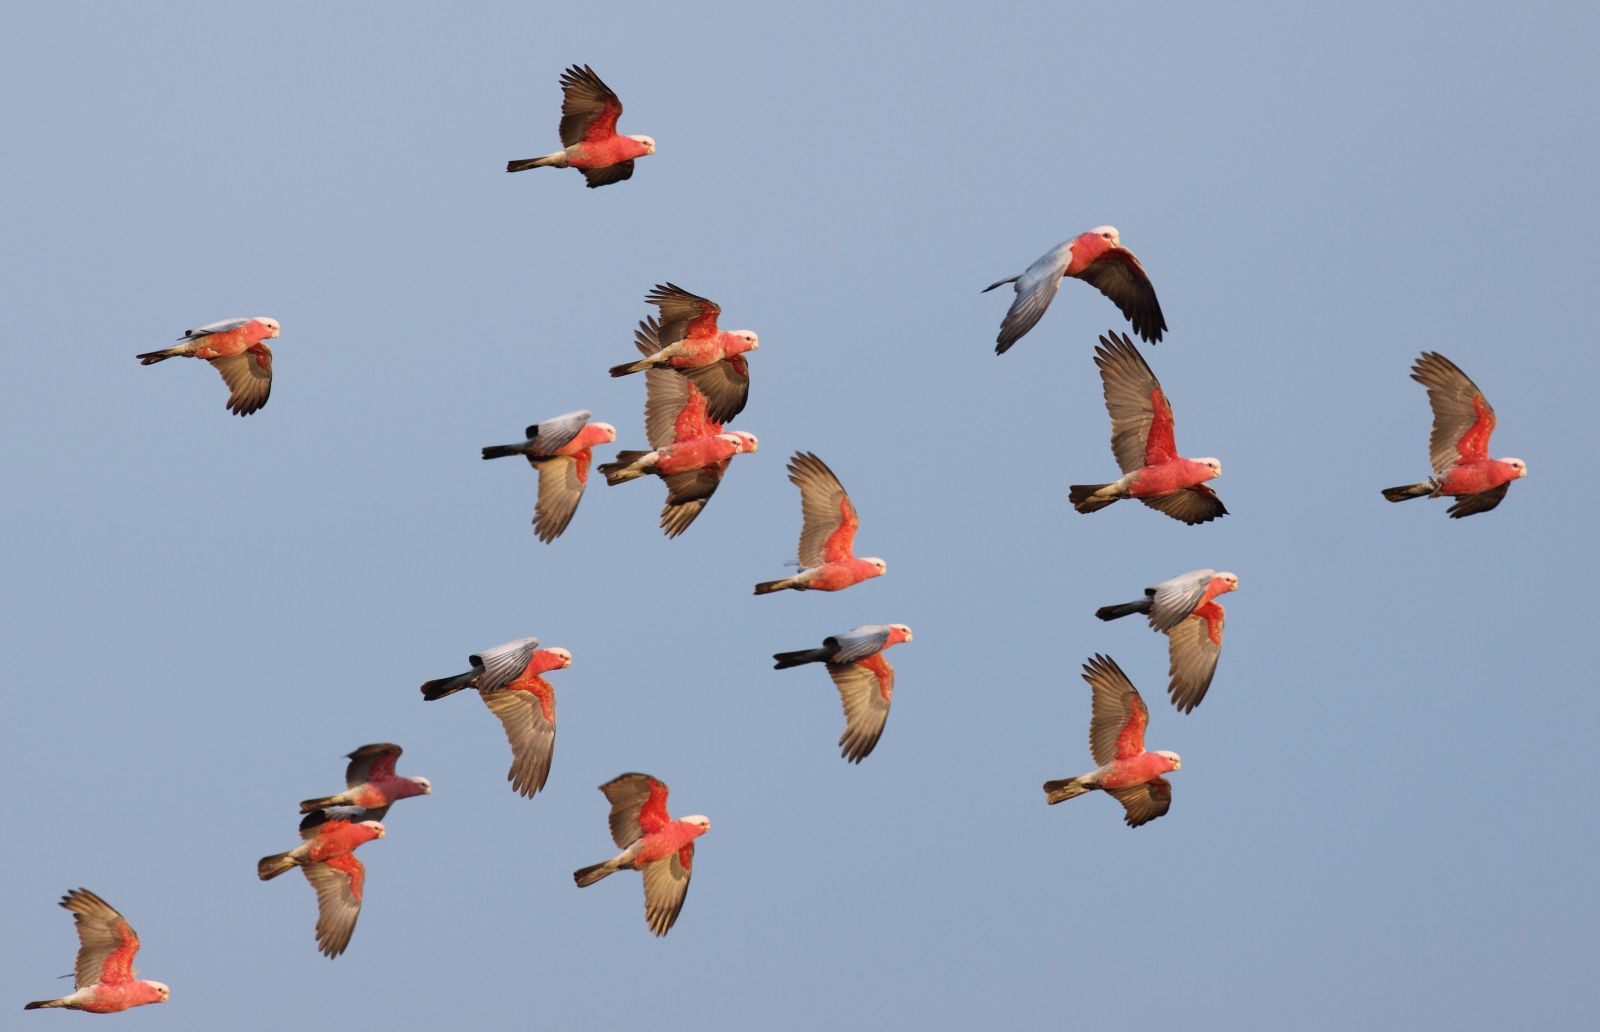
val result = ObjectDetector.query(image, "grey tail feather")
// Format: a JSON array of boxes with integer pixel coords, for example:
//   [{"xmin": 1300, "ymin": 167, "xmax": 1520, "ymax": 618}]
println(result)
[
  {"xmin": 506, "ymin": 156, "xmax": 557, "ymax": 173},
  {"xmin": 608, "ymin": 359, "xmax": 651, "ymax": 377},
  {"xmin": 258, "ymin": 851, "xmax": 298, "ymax": 881},
  {"xmin": 981, "ymin": 275, "xmax": 1019, "ymax": 293},
  {"xmin": 1043, "ymin": 777, "xmax": 1093, "ymax": 805},
  {"xmin": 753, "ymin": 577, "xmax": 796, "ymax": 596},
  {"xmin": 24, "ymin": 999, "xmax": 67, "ymax": 1010},
  {"xmin": 1068, "ymin": 484, "xmax": 1118, "ymax": 513},
  {"xmin": 1095, "ymin": 599, "xmax": 1152, "ymax": 622},
  {"xmin": 599, "ymin": 453, "xmax": 648, "ymax": 484},
  {"xmin": 421, "ymin": 671, "xmax": 475, "ymax": 701},
  {"xmin": 1382, "ymin": 483, "xmax": 1433, "ymax": 502},
  {"xmin": 481, "ymin": 443, "xmax": 526, "ymax": 460},
  {"xmin": 136, "ymin": 348, "xmax": 177, "ymax": 365},
  {"xmin": 574, "ymin": 861, "xmax": 615, "ymax": 887},
  {"xmin": 773, "ymin": 647, "xmax": 831, "ymax": 669}
]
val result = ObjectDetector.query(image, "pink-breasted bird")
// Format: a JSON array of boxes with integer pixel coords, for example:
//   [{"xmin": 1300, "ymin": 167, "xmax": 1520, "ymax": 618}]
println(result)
[
  {"xmin": 754, "ymin": 452, "xmax": 887, "ymax": 594},
  {"xmin": 599, "ymin": 431, "xmax": 757, "ymax": 488},
  {"xmin": 773, "ymin": 623, "xmax": 913, "ymax": 762},
  {"xmin": 135, "ymin": 316, "xmax": 279, "ymax": 416},
  {"xmin": 1381, "ymin": 352, "xmax": 1527, "ymax": 517},
  {"xmin": 420, "ymin": 637, "xmax": 570, "ymax": 798},
  {"xmin": 257, "ymin": 807, "xmax": 385, "ymax": 958},
  {"xmin": 24, "ymin": 889, "xmax": 170, "ymax": 1013},
  {"xmin": 573, "ymin": 773, "xmax": 710, "ymax": 937},
  {"xmin": 1069, "ymin": 331, "xmax": 1226, "ymax": 524},
  {"xmin": 983, "ymin": 227, "xmax": 1165, "ymax": 353},
  {"xmin": 1042, "ymin": 655, "xmax": 1182, "ymax": 827},
  {"xmin": 506, "ymin": 64, "xmax": 655, "ymax": 187},
  {"xmin": 482, "ymin": 410, "xmax": 617, "ymax": 542},
  {"xmin": 1097, "ymin": 570, "xmax": 1238, "ymax": 713},
  {"xmin": 298, "ymin": 743, "xmax": 432, "ymax": 821},
  {"xmin": 608, "ymin": 284, "xmax": 755, "ymax": 423}
]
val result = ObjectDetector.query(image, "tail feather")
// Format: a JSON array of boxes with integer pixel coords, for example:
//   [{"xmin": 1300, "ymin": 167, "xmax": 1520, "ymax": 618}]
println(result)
[
  {"xmin": 421, "ymin": 671, "xmax": 476, "ymax": 702},
  {"xmin": 1095, "ymin": 599, "xmax": 1152, "ymax": 622},
  {"xmin": 258, "ymin": 851, "xmax": 298, "ymax": 881},
  {"xmin": 481, "ymin": 443, "xmax": 528, "ymax": 460},
  {"xmin": 599, "ymin": 452, "xmax": 649, "ymax": 485},
  {"xmin": 1069, "ymin": 484, "xmax": 1119, "ymax": 514},
  {"xmin": 136, "ymin": 347, "xmax": 180, "ymax": 365},
  {"xmin": 506, "ymin": 153, "xmax": 564, "ymax": 173},
  {"xmin": 1043, "ymin": 777, "xmax": 1094, "ymax": 805},
  {"xmin": 608, "ymin": 358, "xmax": 653, "ymax": 378},
  {"xmin": 574, "ymin": 860, "xmax": 619, "ymax": 887},
  {"xmin": 773, "ymin": 647, "xmax": 831, "ymax": 669},
  {"xmin": 1382, "ymin": 482, "xmax": 1434, "ymax": 502},
  {"xmin": 24, "ymin": 999, "xmax": 68, "ymax": 1010},
  {"xmin": 754, "ymin": 577, "xmax": 800, "ymax": 596},
  {"xmin": 299, "ymin": 794, "xmax": 343, "ymax": 814}
]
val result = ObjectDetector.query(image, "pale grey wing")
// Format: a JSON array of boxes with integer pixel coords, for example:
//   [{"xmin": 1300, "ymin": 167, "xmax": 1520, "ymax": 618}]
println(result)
[
  {"xmin": 557, "ymin": 64, "xmax": 622, "ymax": 147},
  {"xmin": 61, "ymin": 889, "xmax": 135, "ymax": 988},
  {"xmin": 660, "ymin": 467, "xmax": 723, "ymax": 538},
  {"xmin": 532, "ymin": 455, "xmax": 586, "ymax": 543},
  {"xmin": 524, "ymin": 409, "xmax": 591, "ymax": 456},
  {"xmin": 301, "ymin": 861, "xmax": 363, "ymax": 958},
  {"xmin": 640, "ymin": 848, "xmax": 693, "ymax": 936},
  {"xmin": 1139, "ymin": 485, "xmax": 1228, "ymax": 525},
  {"xmin": 684, "ymin": 358, "xmax": 749, "ymax": 425},
  {"xmin": 600, "ymin": 772, "xmax": 662, "ymax": 849},
  {"xmin": 827, "ymin": 625, "xmax": 892, "ymax": 664},
  {"xmin": 1106, "ymin": 777, "xmax": 1172, "ymax": 828},
  {"xmin": 1075, "ymin": 247, "xmax": 1166, "ymax": 344},
  {"xmin": 344, "ymin": 743, "xmax": 402, "ymax": 788},
  {"xmin": 209, "ymin": 346, "xmax": 271, "ymax": 416},
  {"xmin": 993, "ymin": 242, "xmax": 1073, "ymax": 355},
  {"xmin": 1447, "ymin": 483, "xmax": 1510, "ymax": 518},
  {"xmin": 1147, "ymin": 570, "xmax": 1216, "ymax": 632},
  {"xmin": 643, "ymin": 365, "xmax": 694, "ymax": 450},
  {"xmin": 471, "ymin": 637, "xmax": 541, "ymax": 693},
  {"xmin": 827, "ymin": 660, "xmax": 892, "ymax": 763},
  {"xmin": 1094, "ymin": 332, "xmax": 1159, "ymax": 473},
  {"xmin": 1412, "ymin": 351, "xmax": 1490, "ymax": 474},
  {"xmin": 181, "ymin": 316, "xmax": 250, "ymax": 340},
  {"xmin": 581, "ymin": 161, "xmax": 634, "ymax": 188},
  {"xmin": 481, "ymin": 688, "xmax": 556, "ymax": 798},
  {"xmin": 1166, "ymin": 612, "xmax": 1223, "ymax": 714},
  {"xmin": 789, "ymin": 451, "xmax": 853, "ymax": 568},
  {"xmin": 1085, "ymin": 654, "xmax": 1142, "ymax": 768}
]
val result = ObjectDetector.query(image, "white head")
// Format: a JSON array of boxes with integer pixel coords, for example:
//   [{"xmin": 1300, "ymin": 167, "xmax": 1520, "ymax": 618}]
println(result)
[
  {"xmin": 545, "ymin": 647, "xmax": 573, "ymax": 669},
  {"xmin": 1197, "ymin": 457, "xmax": 1222, "ymax": 479},
  {"xmin": 865, "ymin": 558, "xmax": 888, "ymax": 575},
  {"xmin": 146, "ymin": 981, "xmax": 171, "ymax": 1002},
  {"xmin": 412, "ymin": 776, "xmax": 433, "ymax": 794},
  {"xmin": 1088, "ymin": 225, "xmax": 1121, "ymax": 246},
  {"xmin": 593, "ymin": 422, "xmax": 618, "ymax": 443},
  {"xmin": 683, "ymin": 815, "xmax": 712, "ymax": 833},
  {"xmin": 630, "ymin": 134, "xmax": 657, "ymax": 154},
  {"xmin": 731, "ymin": 330, "xmax": 759, "ymax": 351},
  {"xmin": 362, "ymin": 820, "xmax": 387, "ymax": 838},
  {"xmin": 1503, "ymin": 457, "xmax": 1528, "ymax": 478},
  {"xmin": 1216, "ymin": 572, "xmax": 1240, "ymax": 592},
  {"xmin": 254, "ymin": 317, "xmax": 281, "ymax": 338},
  {"xmin": 891, "ymin": 623, "xmax": 913, "ymax": 642},
  {"xmin": 1156, "ymin": 750, "xmax": 1182, "ymax": 771},
  {"xmin": 733, "ymin": 431, "xmax": 759, "ymax": 452}
]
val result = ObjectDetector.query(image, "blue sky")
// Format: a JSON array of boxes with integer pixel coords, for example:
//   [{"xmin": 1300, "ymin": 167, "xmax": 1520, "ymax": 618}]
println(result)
[{"xmin": 3, "ymin": 2, "xmax": 1596, "ymax": 1028}]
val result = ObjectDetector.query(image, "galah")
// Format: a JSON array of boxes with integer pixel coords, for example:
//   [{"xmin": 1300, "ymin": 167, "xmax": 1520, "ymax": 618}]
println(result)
[
  {"xmin": 24, "ymin": 889, "xmax": 170, "ymax": 1013},
  {"xmin": 773, "ymin": 624, "xmax": 913, "ymax": 762},
  {"xmin": 1069, "ymin": 331, "xmax": 1226, "ymax": 524},
  {"xmin": 258, "ymin": 807, "xmax": 385, "ymax": 958},
  {"xmin": 1097, "ymin": 570, "xmax": 1238, "ymax": 713},
  {"xmin": 983, "ymin": 227, "xmax": 1165, "ymax": 353},
  {"xmin": 573, "ymin": 773, "xmax": 710, "ymax": 937},
  {"xmin": 754, "ymin": 452, "xmax": 887, "ymax": 594},
  {"xmin": 420, "ymin": 637, "xmax": 569, "ymax": 798},
  {"xmin": 506, "ymin": 64, "xmax": 655, "ymax": 187},
  {"xmin": 1042, "ymin": 654, "xmax": 1181, "ymax": 828},
  {"xmin": 599, "ymin": 431, "xmax": 757, "ymax": 487},
  {"xmin": 135, "ymin": 316, "xmax": 279, "ymax": 416},
  {"xmin": 299, "ymin": 743, "xmax": 432, "ymax": 821},
  {"xmin": 608, "ymin": 283, "xmax": 755, "ymax": 423},
  {"xmin": 1381, "ymin": 352, "xmax": 1527, "ymax": 517},
  {"xmin": 482, "ymin": 410, "xmax": 617, "ymax": 542}
]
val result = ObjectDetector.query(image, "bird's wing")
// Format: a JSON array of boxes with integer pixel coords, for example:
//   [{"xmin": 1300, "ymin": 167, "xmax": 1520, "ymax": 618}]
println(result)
[
  {"xmin": 659, "ymin": 467, "xmax": 724, "ymax": 537},
  {"xmin": 1139, "ymin": 485, "xmax": 1228, "ymax": 525},
  {"xmin": 684, "ymin": 356, "xmax": 750, "ymax": 425},
  {"xmin": 1075, "ymin": 247, "xmax": 1166, "ymax": 343},
  {"xmin": 302, "ymin": 856, "xmax": 365, "ymax": 958},
  {"xmin": 471, "ymin": 637, "xmax": 541, "ymax": 693},
  {"xmin": 1447, "ymin": 483, "xmax": 1510, "ymax": 518},
  {"xmin": 532, "ymin": 454, "xmax": 587, "ymax": 543},
  {"xmin": 1085, "ymin": 654, "xmax": 1148, "ymax": 765},
  {"xmin": 344, "ymin": 743, "xmax": 402, "ymax": 788},
  {"xmin": 180, "ymin": 317, "xmax": 251, "ymax": 340},
  {"xmin": 1147, "ymin": 570, "xmax": 1216, "ymax": 631},
  {"xmin": 646, "ymin": 283, "xmax": 721, "ymax": 346},
  {"xmin": 481, "ymin": 682, "xmax": 556, "ymax": 798},
  {"xmin": 600, "ymin": 772, "xmax": 672, "ymax": 848},
  {"xmin": 827, "ymin": 625, "xmax": 892, "ymax": 664},
  {"xmin": 1412, "ymin": 351, "xmax": 1496, "ymax": 471},
  {"xmin": 581, "ymin": 161, "xmax": 635, "ymax": 188},
  {"xmin": 1166, "ymin": 610, "xmax": 1223, "ymax": 714},
  {"xmin": 1106, "ymin": 777, "xmax": 1172, "ymax": 827},
  {"xmin": 557, "ymin": 64, "xmax": 623, "ymax": 146},
  {"xmin": 209, "ymin": 343, "xmax": 272, "ymax": 416},
  {"xmin": 828, "ymin": 656, "xmax": 893, "ymax": 763},
  {"xmin": 1094, "ymin": 332, "xmax": 1172, "ymax": 471},
  {"xmin": 299, "ymin": 809, "xmax": 365, "ymax": 840},
  {"xmin": 61, "ymin": 889, "xmax": 140, "ymax": 988},
  {"xmin": 993, "ymin": 241, "xmax": 1072, "ymax": 354},
  {"xmin": 789, "ymin": 452, "xmax": 858, "ymax": 566},
  {"xmin": 524, "ymin": 410, "xmax": 592, "ymax": 455},
  {"xmin": 640, "ymin": 846, "xmax": 693, "ymax": 936}
]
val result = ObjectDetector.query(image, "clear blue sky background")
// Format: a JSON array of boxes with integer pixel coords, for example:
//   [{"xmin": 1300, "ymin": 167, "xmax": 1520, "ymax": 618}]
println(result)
[{"xmin": 3, "ymin": 2, "xmax": 1596, "ymax": 1028}]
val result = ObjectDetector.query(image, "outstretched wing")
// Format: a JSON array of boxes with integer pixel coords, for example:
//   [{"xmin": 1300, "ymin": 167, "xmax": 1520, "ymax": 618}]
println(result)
[
  {"xmin": 60, "ymin": 889, "xmax": 140, "ymax": 988},
  {"xmin": 481, "ymin": 680, "xmax": 557, "ymax": 798},
  {"xmin": 990, "ymin": 241, "xmax": 1072, "ymax": 354},
  {"xmin": 600, "ymin": 772, "xmax": 672, "ymax": 849},
  {"xmin": 532, "ymin": 454, "xmax": 587, "ymax": 542},
  {"xmin": 659, "ymin": 466, "xmax": 725, "ymax": 537},
  {"xmin": 826, "ymin": 625, "xmax": 893, "ymax": 664},
  {"xmin": 344, "ymin": 743, "xmax": 402, "ymax": 788},
  {"xmin": 208, "ymin": 342, "xmax": 272, "ymax": 416},
  {"xmin": 1139, "ymin": 485, "xmax": 1227, "ymax": 525},
  {"xmin": 1146, "ymin": 570, "xmax": 1215, "ymax": 632},
  {"xmin": 1075, "ymin": 247, "xmax": 1166, "ymax": 344},
  {"xmin": 827, "ymin": 655, "xmax": 894, "ymax": 763},
  {"xmin": 470, "ymin": 637, "xmax": 541, "ymax": 693},
  {"xmin": 1094, "ymin": 332, "xmax": 1174, "ymax": 471},
  {"xmin": 581, "ymin": 161, "xmax": 634, "ymax": 188},
  {"xmin": 789, "ymin": 452, "xmax": 858, "ymax": 567},
  {"xmin": 1085, "ymin": 653, "xmax": 1148, "ymax": 766},
  {"xmin": 302, "ymin": 856, "xmax": 365, "ymax": 958},
  {"xmin": 1412, "ymin": 352, "xmax": 1495, "ymax": 472},
  {"xmin": 1166, "ymin": 609, "xmax": 1224, "ymax": 714},
  {"xmin": 1447, "ymin": 483, "xmax": 1510, "ymax": 518},
  {"xmin": 640, "ymin": 847, "xmax": 693, "ymax": 936},
  {"xmin": 1106, "ymin": 777, "xmax": 1172, "ymax": 827},
  {"xmin": 557, "ymin": 64, "xmax": 623, "ymax": 147},
  {"xmin": 646, "ymin": 283, "xmax": 721, "ymax": 346},
  {"xmin": 684, "ymin": 356, "xmax": 750, "ymax": 425}
]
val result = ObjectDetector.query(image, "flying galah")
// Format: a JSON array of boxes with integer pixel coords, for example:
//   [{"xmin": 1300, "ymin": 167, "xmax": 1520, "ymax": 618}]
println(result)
[
  {"xmin": 773, "ymin": 624, "xmax": 913, "ymax": 762},
  {"xmin": 24, "ymin": 889, "xmax": 170, "ymax": 1013},
  {"xmin": 482, "ymin": 410, "xmax": 617, "ymax": 542},
  {"xmin": 505, "ymin": 64, "xmax": 655, "ymax": 187},
  {"xmin": 1069, "ymin": 331, "xmax": 1226, "ymax": 524},
  {"xmin": 754, "ymin": 452, "xmax": 887, "ymax": 594},
  {"xmin": 1097, "ymin": 570, "xmax": 1238, "ymax": 713},
  {"xmin": 258, "ymin": 807, "xmax": 385, "ymax": 958},
  {"xmin": 420, "ymin": 637, "xmax": 570, "ymax": 798},
  {"xmin": 298, "ymin": 743, "xmax": 432, "ymax": 822},
  {"xmin": 1381, "ymin": 352, "xmax": 1527, "ymax": 517},
  {"xmin": 135, "ymin": 316, "xmax": 279, "ymax": 416},
  {"xmin": 983, "ymin": 227, "xmax": 1165, "ymax": 353},
  {"xmin": 608, "ymin": 284, "xmax": 755, "ymax": 423},
  {"xmin": 573, "ymin": 773, "xmax": 710, "ymax": 937},
  {"xmin": 599, "ymin": 431, "xmax": 756, "ymax": 487},
  {"xmin": 1042, "ymin": 655, "xmax": 1181, "ymax": 827}
]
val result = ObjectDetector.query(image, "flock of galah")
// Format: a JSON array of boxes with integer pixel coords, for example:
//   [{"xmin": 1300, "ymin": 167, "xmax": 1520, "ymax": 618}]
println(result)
[{"xmin": 27, "ymin": 64, "xmax": 1530, "ymax": 1013}]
